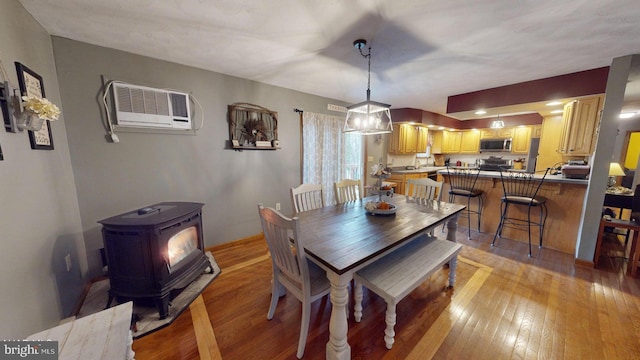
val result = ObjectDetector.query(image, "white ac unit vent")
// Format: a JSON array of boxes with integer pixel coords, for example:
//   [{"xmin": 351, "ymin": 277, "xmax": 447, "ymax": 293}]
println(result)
[{"xmin": 112, "ymin": 83, "xmax": 192, "ymax": 130}]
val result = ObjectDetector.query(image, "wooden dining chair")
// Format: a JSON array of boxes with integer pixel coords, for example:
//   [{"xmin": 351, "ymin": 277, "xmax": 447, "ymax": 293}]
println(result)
[
  {"xmin": 405, "ymin": 177, "xmax": 444, "ymax": 205},
  {"xmin": 334, "ymin": 179, "xmax": 362, "ymax": 204},
  {"xmin": 290, "ymin": 183, "xmax": 324, "ymax": 214},
  {"xmin": 257, "ymin": 204, "xmax": 331, "ymax": 359}
]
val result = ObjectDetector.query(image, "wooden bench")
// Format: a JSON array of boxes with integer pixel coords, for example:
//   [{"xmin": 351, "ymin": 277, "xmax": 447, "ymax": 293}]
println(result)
[{"xmin": 353, "ymin": 234, "xmax": 463, "ymax": 349}]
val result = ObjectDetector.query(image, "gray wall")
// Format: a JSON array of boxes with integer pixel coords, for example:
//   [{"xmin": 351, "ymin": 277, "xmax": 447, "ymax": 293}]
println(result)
[
  {"xmin": 51, "ymin": 38, "xmax": 349, "ymax": 279},
  {"xmin": 0, "ymin": 1, "xmax": 85, "ymax": 338}
]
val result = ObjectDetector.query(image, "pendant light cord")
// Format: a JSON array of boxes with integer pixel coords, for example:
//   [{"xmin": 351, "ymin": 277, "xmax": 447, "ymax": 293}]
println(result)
[{"xmin": 357, "ymin": 45, "xmax": 372, "ymax": 100}]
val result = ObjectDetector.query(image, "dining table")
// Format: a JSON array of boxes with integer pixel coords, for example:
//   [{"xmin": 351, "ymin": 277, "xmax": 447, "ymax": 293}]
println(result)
[{"xmin": 295, "ymin": 194, "xmax": 466, "ymax": 360}]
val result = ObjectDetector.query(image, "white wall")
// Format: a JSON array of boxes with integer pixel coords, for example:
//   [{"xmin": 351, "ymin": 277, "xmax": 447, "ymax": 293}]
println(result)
[{"xmin": 0, "ymin": 0, "xmax": 85, "ymax": 337}]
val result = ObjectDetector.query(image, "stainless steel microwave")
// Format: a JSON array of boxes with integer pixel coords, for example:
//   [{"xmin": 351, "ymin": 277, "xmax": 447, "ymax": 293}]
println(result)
[{"xmin": 479, "ymin": 138, "xmax": 512, "ymax": 152}]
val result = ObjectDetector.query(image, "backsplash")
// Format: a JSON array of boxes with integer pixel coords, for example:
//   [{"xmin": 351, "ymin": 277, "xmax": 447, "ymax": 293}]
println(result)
[{"xmin": 388, "ymin": 152, "xmax": 524, "ymax": 168}]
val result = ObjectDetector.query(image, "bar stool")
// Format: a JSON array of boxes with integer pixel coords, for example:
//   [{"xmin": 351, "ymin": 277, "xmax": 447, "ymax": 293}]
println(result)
[
  {"xmin": 445, "ymin": 166, "xmax": 484, "ymax": 240},
  {"xmin": 492, "ymin": 168, "xmax": 549, "ymax": 257}
]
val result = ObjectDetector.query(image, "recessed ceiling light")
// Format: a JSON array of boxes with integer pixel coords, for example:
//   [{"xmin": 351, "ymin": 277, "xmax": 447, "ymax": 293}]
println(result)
[
  {"xmin": 438, "ymin": 126, "xmax": 445, "ymax": 130},
  {"xmin": 620, "ymin": 112, "xmax": 637, "ymax": 119},
  {"xmin": 546, "ymin": 101, "xmax": 563, "ymax": 106},
  {"xmin": 550, "ymin": 110, "xmax": 564, "ymax": 114},
  {"xmin": 475, "ymin": 110, "xmax": 487, "ymax": 115}
]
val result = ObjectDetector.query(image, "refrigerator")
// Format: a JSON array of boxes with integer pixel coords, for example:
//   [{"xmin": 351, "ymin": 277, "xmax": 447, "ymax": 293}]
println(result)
[{"xmin": 525, "ymin": 138, "xmax": 540, "ymax": 173}]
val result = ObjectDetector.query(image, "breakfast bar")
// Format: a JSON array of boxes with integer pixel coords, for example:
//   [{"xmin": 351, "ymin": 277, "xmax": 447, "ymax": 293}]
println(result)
[{"xmin": 440, "ymin": 169, "xmax": 589, "ymax": 254}]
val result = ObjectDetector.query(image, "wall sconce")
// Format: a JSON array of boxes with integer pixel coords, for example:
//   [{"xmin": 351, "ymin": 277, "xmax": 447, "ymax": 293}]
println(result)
[{"xmin": 0, "ymin": 81, "xmax": 21, "ymax": 133}]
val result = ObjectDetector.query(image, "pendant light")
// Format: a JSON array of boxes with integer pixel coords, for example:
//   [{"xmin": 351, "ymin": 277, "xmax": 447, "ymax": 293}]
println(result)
[
  {"xmin": 343, "ymin": 39, "xmax": 393, "ymax": 135},
  {"xmin": 489, "ymin": 115, "xmax": 505, "ymax": 129}
]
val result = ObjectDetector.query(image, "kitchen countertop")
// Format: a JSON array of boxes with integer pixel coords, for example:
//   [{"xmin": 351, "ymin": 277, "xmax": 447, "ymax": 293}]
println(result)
[
  {"xmin": 437, "ymin": 169, "xmax": 589, "ymax": 185},
  {"xmin": 391, "ymin": 166, "xmax": 446, "ymax": 174}
]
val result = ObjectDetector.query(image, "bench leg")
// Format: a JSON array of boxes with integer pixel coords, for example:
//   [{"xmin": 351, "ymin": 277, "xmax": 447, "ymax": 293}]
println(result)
[
  {"xmin": 448, "ymin": 254, "xmax": 459, "ymax": 288},
  {"xmin": 384, "ymin": 303, "xmax": 397, "ymax": 349},
  {"xmin": 354, "ymin": 281, "xmax": 363, "ymax": 322}
]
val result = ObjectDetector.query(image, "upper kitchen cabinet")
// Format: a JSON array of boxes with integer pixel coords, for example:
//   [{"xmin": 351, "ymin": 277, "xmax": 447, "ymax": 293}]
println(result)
[
  {"xmin": 389, "ymin": 124, "xmax": 429, "ymax": 154},
  {"xmin": 511, "ymin": 126, "xmax": 532, "ymax": 154},
  {"xmin": 442, "ymin": 130, "xmax": 462, "ymax": 153},
  {"xmin": 558, "ymin": 95, "xmax": 603, "ymax": 156},
  {"xmin": 417, "ymin": 127, "xmax": 429, "ymax": 153},
  {"xmin": 430, "ymin": 130, "xmax": 443, "ymax": 154},
  {"xmin": 460, "ymin": 130, "xmax": 480, "ymax": 153},
  {"xmin": 389, "ymin": 124, "xmax": 418, "ymax": 154},
  {"xmin": 481, "ymin": 127, "xmax": 514, "ymax": 139}
]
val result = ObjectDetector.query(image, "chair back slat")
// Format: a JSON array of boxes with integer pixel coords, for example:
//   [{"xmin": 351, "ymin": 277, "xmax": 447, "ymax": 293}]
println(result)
[
  {"xmin": 258, "ymin": 204, "xmax": 308, "ymax": 286},
  {"xmin": 334, "ymin": 179, "xmax": 362, "ymax": 204},
  {"xmin": 499, "ymin": 169, "xmax": 550, "ymax": 202},
  {"xmin": 446, "ymin": 166, "xmax": 481, "ymax": 192},
  {"xmin": 405, "ymin": 177, "xmax": 444, "ymax": 204},
  {"xmin": 291, "ymin": 183, "xmax": 324, "ymax": 213}
]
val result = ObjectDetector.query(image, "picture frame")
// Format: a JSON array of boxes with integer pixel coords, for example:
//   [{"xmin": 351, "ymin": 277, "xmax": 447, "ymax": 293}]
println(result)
[
  {"xmin": 15, "ymin": 62, "xmax": 54, "ymax": 150},
  {"xmin": 228, "ymin": 103, "xmax": 278, "ymax": 150}
]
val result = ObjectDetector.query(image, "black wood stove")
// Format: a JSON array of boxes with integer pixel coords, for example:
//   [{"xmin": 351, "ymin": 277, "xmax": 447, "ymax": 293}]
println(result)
[{"xmin": 99, "ymin": 202, "xmax": 211, "ymax": 319}]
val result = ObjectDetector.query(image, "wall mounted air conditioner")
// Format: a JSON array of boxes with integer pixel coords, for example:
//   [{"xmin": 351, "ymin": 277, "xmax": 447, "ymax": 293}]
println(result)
[{"xmin": 112, "ymin": 83, "xmax": 192, "ymax": 130}]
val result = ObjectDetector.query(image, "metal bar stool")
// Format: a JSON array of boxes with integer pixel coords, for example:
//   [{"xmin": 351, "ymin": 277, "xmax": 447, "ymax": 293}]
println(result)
[
  {"xmin": 492, "ymin": 168, "xmax": 549, "ymax": 257},
  {"xmin": 445, "ymin": 166, "xmax": 484, "ymax": 240}
]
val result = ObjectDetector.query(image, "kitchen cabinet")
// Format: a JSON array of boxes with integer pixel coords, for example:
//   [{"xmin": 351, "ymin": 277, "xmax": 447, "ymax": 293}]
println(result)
[
  {"xmin": 417, "ymin": 127, "xmax": 429, "ymax": 153},
  {"xmin": 511, "ymin": 126, "xmax": 532, "ymax": 154},
  {"xmin": 430, "ymin": 131, "xmax": 443, "ymax": 154},
  {"xmin": 389, "ymin": 124, "xmax": 418, "ymax": 154},
  {"xmin": 388, "ymin": 172, "xmax": 432, "ymax": 195},
  {"xmin": 442, "ymin": 131, "xmax": 462, "ymax": 153},
  {"xmin": 532, "ymin": 124, "xmax": 542, "ymax": 138},
  {"xmin": 558, "ymin": 95, "xmax": 603, "ymax": 155},
  {"xmin": 480, "ymin": 127, "xmax": 514, "ymax": 139},
  {"xmin": 460, "ymin": 130, "xmax": 480, "ymax": 153}
]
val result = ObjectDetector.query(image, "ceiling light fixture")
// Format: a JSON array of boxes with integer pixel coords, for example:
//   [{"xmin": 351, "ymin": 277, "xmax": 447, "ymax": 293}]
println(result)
[
  {"xmin": 620, "ymin": 112, "xmax": 637, "ymax": 119},
  {"xmin": 545, "ymin": 101, "xmax": 563, "ymax": 106},
  {"xmin": 343, "ymin": 39, "xmax": 392, "ymax": 135},
  {"xmin": 489, "ymin": 115, "xmax": 505, "ymax": 129},
  {"xmin": 475, "ymin": 110, "xmax": 487, "ymax": 115}
]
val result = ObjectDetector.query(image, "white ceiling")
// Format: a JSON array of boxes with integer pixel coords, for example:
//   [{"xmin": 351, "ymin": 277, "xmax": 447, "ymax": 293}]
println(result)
[{"xmin": 18, "ymin": 0, "xmax": 640, "ymax": 119}]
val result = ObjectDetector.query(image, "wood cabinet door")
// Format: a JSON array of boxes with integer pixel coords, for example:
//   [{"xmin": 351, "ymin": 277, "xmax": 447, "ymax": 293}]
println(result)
[
  {"xmin": 480, "ymin": 129, "xmax": 497, "ymax": 139},
  {"xmin": 403, "ymin": 125, "xmax": 418, "ymax": 153},
  {"xmin": 442, "ymin": 131, "xmax": 461, "ymax": 153},
  {"xmin": 416, "ymin": 127, "xmax": 429, "ymax": 153},
  {"xmin": 431, "ymin": 131, "xmax": 443, "ymax": 154},
  {"xmin": 558, "ymin": 96, "xmax": 602, "ymax": 155},
  {"xmin": 388, "ymin": 124, "xmax": 401, "ymax": 153},
  {"xmin": 460, "ymin": 130, "xmax": 480, "ymax": 153},
  {"xmin": 566, "ymin": 96, "xmax": 602, "ymax": 155},
  {"xmin": 511, "ymin": 126, "xmax": 532, "ymax": 154},
  {"xmin": 496, "ymin": 128, "xmax": 514, "ymax": 138}
]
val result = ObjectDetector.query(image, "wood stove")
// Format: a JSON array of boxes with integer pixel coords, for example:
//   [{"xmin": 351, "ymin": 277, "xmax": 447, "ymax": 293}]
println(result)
[{"xmin": 99, "ymin": 202, "xmax": 211, "ymax": 319}]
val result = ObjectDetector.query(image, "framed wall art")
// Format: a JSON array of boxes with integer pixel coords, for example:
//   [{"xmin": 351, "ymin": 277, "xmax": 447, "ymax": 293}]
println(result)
[
  {"xmin": 228, "ymin": 103, "xmax": 278, "ymax": 150},
  {"xmin": 15, "ymin": 62, "xmax": 54, "ymax": 150}
]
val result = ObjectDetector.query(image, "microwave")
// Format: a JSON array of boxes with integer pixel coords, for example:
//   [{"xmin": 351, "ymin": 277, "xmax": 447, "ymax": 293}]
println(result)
[{"xmin": 480, "ymin": 138, "xmax": 512, "ymax": 152}]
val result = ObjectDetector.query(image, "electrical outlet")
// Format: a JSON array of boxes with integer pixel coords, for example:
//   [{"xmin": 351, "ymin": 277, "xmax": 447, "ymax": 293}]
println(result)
[
  {"xmin": 65, "ymin": 254, "xmax": 72, "ymax": 272},
  {"xmin": 275, "ymin": 203, "xmax": 281, "ymax": 211}
]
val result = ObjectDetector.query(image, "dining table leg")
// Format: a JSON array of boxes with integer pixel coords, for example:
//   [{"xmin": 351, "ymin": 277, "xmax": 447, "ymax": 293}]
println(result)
[
  {"xmin": 446, "ymin": 212, "xmax": 461, "ymax": 287},
  {"xmin": 325, "ymin": 271, "xmax": 351, "ymax": 360}
]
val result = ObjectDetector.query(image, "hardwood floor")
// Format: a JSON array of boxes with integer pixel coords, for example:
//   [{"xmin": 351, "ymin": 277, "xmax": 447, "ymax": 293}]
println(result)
[{"xmin": 132, "ymin": 230, "xmax": 640, "ymax": 359}]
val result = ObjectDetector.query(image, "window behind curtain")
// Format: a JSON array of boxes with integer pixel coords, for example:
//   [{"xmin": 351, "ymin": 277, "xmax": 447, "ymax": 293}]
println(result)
[{"xmin": 302, "ymin": 112, "xmax": 363, "ymax": 205}]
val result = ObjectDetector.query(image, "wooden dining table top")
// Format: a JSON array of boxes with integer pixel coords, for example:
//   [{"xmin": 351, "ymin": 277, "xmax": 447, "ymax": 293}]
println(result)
[{"xmin": 295, "ymin": 195, "xmax": 466, "ymax": 275}]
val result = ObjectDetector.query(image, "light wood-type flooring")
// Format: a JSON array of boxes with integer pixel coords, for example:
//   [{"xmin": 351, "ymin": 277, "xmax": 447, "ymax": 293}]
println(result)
[{"xmin": 131, "ymin": 228, "xmax": 640, "ymax": 359}]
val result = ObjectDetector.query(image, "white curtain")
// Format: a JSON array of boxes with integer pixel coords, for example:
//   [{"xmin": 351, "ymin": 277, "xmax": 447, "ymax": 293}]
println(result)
[{"xmin": 302, "ymin": 112, "xmax": 363, "ymax": 205}]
